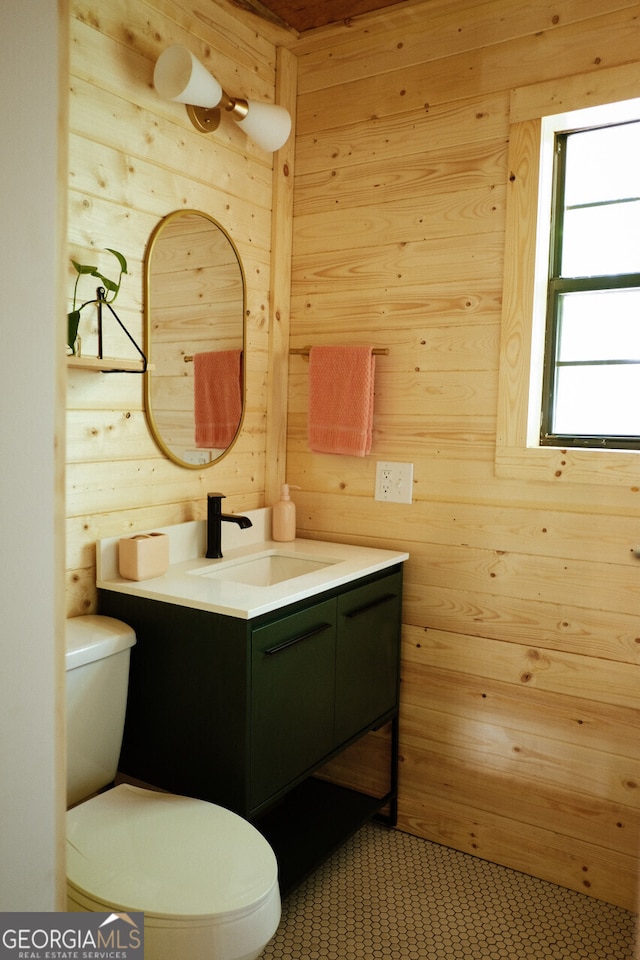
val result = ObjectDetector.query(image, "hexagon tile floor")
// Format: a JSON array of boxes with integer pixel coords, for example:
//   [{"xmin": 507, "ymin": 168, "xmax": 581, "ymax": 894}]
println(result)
[{"xmin": 260, "ymin": 823, "xmax": 636, "ymax": 959}]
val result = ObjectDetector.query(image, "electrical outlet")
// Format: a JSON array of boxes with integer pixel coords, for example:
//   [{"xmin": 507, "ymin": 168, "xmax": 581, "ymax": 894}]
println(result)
[{"xmin": 375, "ymin": 461, "xmax": 414, "ymax": 504}]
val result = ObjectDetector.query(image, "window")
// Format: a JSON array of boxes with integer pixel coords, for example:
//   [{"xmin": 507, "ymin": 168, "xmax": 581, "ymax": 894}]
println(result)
[
  {"xmin": 541, "ymin": 121, "xmax": 640, "ymax": 449},
  {"xmin": 496, "ymin": 70, "xmax": 640, "ymax": 486}
]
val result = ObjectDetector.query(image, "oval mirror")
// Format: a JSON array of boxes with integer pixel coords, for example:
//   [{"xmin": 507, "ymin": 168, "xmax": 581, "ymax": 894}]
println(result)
[{"xmin": 144, "ymin": 209, "xmax": 245, "ymax": 469}]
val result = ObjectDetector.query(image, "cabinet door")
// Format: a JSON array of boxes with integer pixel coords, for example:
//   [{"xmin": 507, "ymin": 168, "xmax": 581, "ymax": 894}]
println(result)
[
  {"xmin": 250, "ymin": 598, "xmax": 336, "ymax": 810},
  {"xmin": 334, "ymin": 571, "xmax": 402, "ymax": 744}
]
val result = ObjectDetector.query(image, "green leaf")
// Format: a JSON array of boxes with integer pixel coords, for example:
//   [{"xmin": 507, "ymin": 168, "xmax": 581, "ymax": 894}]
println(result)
[
  {"xmin": 94, "ymin": 273, "xmax": 117, "ymax": 294},
  {"xmin": 106, "ymin": 248, "xmax": 128, "ymax": 273},
  {"xmin": 71, "ymin": 259, "xmax": 98, "ymax": 275},
  {"xmin": 67, "ymin": 311, "xmax": 81, "ymax": 354},
  {"xmin": 69, "ymin": 247, "xmax": 128, "ymax": 309}
]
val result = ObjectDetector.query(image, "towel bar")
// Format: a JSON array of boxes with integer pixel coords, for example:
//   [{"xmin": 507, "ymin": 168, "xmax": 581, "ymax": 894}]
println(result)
[
  {"xmin": 185, "ymin": 347, "xmax": 389, "ymax": 362},
  {"xmin": 290, "ymin": 346, "xmax": 389, "ymax": 359}
]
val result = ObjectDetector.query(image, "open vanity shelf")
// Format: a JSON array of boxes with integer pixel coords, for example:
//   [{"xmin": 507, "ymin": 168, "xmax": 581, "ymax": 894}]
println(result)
[
  {"xmin": 99, "ymin": 563, "xmax": 403, "ymax": 895},
  {"xmin": 253, "ymin": 749, "xmax": 398, "ymax": 893}
]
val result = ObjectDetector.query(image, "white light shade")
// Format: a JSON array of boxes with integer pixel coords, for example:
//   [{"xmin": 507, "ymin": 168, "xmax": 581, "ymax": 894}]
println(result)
[
  {"xmin": 235, "ymin": 101, "xmax": 292, "ymax": 153},
  {"xmin": 154, "ymin": 45, "xmax": 222, "ymax": 108}
]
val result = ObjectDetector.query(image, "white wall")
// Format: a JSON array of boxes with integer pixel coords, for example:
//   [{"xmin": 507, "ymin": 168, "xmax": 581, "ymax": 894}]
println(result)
[{"xmin": 0, "ymin": 0, "xmax": 66, "ymax": 909}]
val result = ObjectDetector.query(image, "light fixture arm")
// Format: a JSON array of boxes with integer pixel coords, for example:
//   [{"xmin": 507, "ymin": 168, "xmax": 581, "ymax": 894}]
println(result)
[
  {"xmin": 187, "ymin": 90, "xmax": 250, "ymax": 134},
  {"xmin": 223, "ymin": 96, "xmax": 249, "ymax": 122}
]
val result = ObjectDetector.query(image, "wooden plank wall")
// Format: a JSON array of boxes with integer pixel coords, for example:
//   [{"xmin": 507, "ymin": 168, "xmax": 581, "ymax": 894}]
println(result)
[
  {"xmin": 289, "ymin": 0, "xmax": 640, "ymax": 909},
  {"xmin": 66, "ymin": 0, "xmax": 293, "ymax": 615}
]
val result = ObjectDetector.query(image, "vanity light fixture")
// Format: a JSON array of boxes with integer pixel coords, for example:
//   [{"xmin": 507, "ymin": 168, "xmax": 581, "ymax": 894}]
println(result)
[{"xmin": 153, "ymin": 44, "xmax": 291, "ymax": 153}]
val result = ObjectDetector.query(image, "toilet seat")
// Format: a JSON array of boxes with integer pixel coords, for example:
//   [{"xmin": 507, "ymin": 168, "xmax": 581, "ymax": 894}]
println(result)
[{"xmin": 66, "ymin": 784, "xmax": 279, "ymax": 923}]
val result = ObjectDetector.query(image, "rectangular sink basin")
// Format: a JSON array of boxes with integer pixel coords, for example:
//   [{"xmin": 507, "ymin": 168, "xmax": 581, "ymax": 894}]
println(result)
[{"xmin": 190, "ymin": 550, "xmax": 339, "ymax": 587}]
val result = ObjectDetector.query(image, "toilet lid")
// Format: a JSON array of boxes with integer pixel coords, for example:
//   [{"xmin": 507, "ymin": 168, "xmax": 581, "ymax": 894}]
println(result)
[{"xmin": 67, "ymin": 784, "xmax": 278, "ymax": 921}]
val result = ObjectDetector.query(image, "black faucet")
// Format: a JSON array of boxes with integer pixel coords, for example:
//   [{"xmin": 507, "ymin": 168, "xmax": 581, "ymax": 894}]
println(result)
[{"xmin": 206, "ymin": 493, "xmax": 253, "ymax": 559}]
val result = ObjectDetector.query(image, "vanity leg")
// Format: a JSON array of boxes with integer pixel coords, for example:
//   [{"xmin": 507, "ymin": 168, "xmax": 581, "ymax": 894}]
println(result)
[{"xmin": 374, "ymin": 714, "xmax": 399, "ymax": 827}]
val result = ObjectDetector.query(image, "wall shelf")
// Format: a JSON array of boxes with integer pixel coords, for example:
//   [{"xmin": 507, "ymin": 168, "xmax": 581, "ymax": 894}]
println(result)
[
  {"xmin": 67, "ymin": 291, "xmax": 148, "ymax": 373},
  {"xmin": 67, "ymin": 356, "xmax": 151, "ymax": 373}
]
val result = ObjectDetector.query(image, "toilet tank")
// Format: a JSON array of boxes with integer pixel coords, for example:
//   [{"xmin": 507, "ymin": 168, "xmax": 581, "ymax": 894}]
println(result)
[{"xmin": 65, "ymin": 615, "xmax": 136, "ymax": 808}]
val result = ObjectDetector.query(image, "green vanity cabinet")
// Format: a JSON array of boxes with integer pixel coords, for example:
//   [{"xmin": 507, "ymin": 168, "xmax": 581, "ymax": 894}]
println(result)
[
  {"xmin": 334, "ymin": 573, "xmax": 402, "ymax": 745},
  {"xmin": 98, "ymin": 563, "xmax": 403, "ymax": 892},
  {"xmin": 250, "ymin": 597, "xmax": 337, "ymax": 809}
]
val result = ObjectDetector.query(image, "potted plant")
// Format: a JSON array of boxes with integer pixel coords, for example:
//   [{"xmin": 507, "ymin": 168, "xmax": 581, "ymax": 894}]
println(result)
[{"xmin": 67, "ymin": 248, "xmax": 128, "ymax": 355}]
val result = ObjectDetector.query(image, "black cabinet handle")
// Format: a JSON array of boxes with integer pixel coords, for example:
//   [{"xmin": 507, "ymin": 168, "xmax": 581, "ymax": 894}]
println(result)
[
  {"xmin": 345, "ymin": 593, "xmax": 396, "ymax": 619},
  {"xmin": 264, "ymin": 622, "xmax": 332, "ymax": 656}
]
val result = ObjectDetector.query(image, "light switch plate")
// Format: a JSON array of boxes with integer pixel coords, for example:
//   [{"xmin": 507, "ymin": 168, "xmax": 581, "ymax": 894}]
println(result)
[{"xmin": 375, "ymin": 461, "xmax": 414, "ymax": 503}]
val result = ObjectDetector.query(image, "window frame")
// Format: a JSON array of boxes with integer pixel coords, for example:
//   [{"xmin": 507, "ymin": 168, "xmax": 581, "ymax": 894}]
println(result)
[
  {"xmin": 495, "ymin": 66, "xmax": 640, "ymax": 486},
  {"xmin": 540, "ymin": 124, "xmax": 640, "ymax": 450}
]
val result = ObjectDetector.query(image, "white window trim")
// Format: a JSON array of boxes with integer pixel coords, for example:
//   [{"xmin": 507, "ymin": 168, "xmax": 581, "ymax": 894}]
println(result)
[{"xmin": 496, "ymin": 64, "xmax": 640, "ymax": 487}]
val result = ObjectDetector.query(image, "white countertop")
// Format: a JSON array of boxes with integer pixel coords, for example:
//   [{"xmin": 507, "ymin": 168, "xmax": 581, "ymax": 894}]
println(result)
[{"xmin": 97, "ymin": 509, "xmax": 409, "ymax": 620}]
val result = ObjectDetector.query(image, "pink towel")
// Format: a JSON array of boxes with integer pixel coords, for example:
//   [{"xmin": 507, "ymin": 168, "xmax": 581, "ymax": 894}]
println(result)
[
  {"xmin": 194, "ymin": 349, "xmax": 242, "ymax": 448},
  {"xmin": 308, "ymin": 345, "xmax": 375, "ymax": 456}
]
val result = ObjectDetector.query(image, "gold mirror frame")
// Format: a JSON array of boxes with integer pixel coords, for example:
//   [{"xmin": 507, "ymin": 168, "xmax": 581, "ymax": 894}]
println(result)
[{"xmin": 143, "ymin": 210, "xmax": 246, "ymax": 470}]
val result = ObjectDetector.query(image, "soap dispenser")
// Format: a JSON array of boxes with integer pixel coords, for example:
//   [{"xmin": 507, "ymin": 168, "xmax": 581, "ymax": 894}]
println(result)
[{"xmin": 272, "ymin": 483, "xmax": 300, "ymax": 542}]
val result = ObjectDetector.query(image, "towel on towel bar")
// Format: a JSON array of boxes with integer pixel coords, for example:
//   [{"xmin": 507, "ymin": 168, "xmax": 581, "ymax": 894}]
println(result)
[
  {"xmin": 194, "ymin": 349, "xmax": 242, "ymax": 448},
  {"xmin": 307, "ymin": 345, "xmax": 375, "ymax": 456}
]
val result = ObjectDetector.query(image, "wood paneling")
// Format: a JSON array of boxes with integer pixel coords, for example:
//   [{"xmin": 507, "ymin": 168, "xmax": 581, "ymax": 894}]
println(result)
[
  {"xmin": 290, "ymin": 0, "xmax": 640, "ymax": 909},
  {"xmin": 265, "ymin": 45, "xmax": 297, "ymax": 504},
  {"xmin": 66, "ymin": 0, "xmax": 291, "ymax": 616}
]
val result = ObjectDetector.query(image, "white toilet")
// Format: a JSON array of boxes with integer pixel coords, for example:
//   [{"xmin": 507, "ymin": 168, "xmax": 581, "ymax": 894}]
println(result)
[{"xmin": 65, "ymin": 614, "xmax": 281, "ymax": 960}]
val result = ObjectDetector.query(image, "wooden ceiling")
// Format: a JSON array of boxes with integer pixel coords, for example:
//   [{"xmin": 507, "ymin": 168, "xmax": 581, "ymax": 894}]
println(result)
[{"xmin": 230, "ymin": 0, "xmax": 405, "ymax": 32}]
